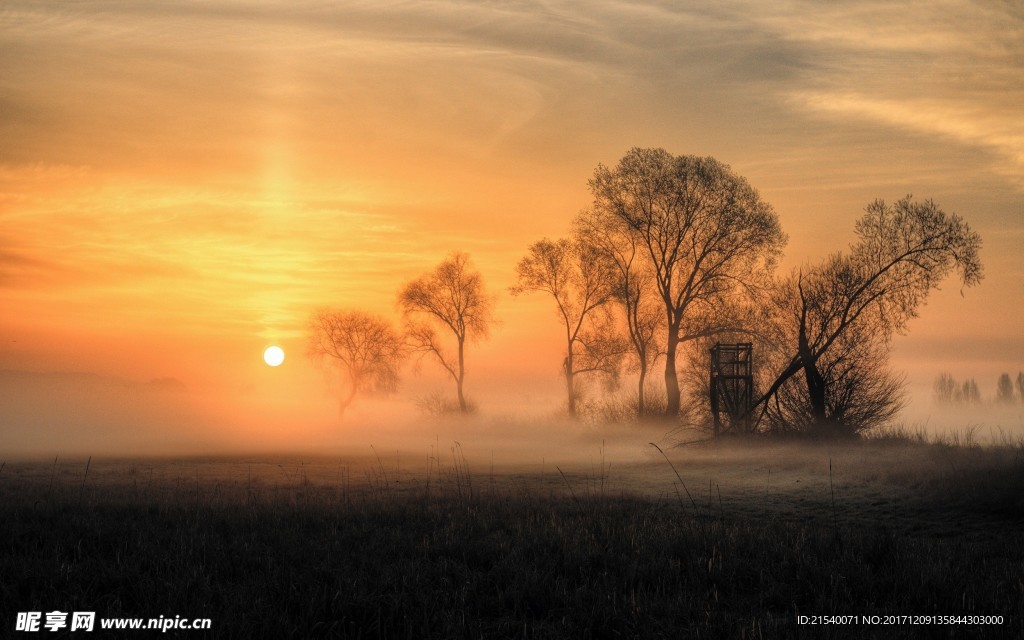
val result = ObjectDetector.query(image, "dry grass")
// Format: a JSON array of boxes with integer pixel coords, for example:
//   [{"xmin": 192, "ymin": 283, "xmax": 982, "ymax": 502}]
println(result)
[{"xmin": 1, "ymin": 435, "xmax": 1022, "ymax": 638}]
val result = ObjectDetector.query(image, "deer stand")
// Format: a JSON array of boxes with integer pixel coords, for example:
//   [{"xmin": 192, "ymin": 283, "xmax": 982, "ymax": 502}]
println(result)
[{"xmin": 710, "ymin": 343, "xmax": 753, "ymax": 437}]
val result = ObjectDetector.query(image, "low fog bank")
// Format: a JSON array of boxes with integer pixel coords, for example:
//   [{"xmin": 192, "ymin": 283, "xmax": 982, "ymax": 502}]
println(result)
[
  {"xmin": 898, "ymin": 380, "xmax": 1024, "ymax": 444},
  {"xmin": 0, "ymin": 369, "xmax": 218, "ymax": 458},
  {"xmin": 302, "ymin": 411, "xmax": 681, "ymax": 470},
  {"xmin": 4, "ymin": 367, "xmax": 1022, "ymax": 463},
  {"xmin": 0, "ymin": 368, "xmax": 680, "ymax": 464}
]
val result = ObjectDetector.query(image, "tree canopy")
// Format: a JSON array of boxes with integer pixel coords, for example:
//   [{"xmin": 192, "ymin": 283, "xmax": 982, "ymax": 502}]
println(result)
[
  {"xmin": 588, "ymin": 147, "xmax": 786, "ymax": 417},
  {"xmin": 307, "ymin": 309, "xmax": 405, "ymax": 417},
  {"xmin": 399, "ymin": 251, "xmax": 495, "ymax": 413},
  {"xmin": 512, "ymin": 236, "xmax": 626, "ymax": 417}
]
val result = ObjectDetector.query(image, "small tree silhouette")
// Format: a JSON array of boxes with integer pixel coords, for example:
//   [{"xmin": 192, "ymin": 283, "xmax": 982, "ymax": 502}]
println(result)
[
  {"xmin": 512, "ymin": 236, "xmax": 627, "ymax": 417},
  {"xmin": 960, "ymin": 378, "xmax": 981, "ymax": 404},
  {"xmin": 398, "ymin": 252, "xmax": 495, "ymax": 413},
  {"xmin": 996, "ymin": 373, "xmax": 1014, "ymax": 403},
  {"xmin": 934, "ymin": 373, "xmax": 957, "ymax": 404},
  {"xmin": 307, "ymin": 309, "xmax": 404, "ymax": 417},
  {"xmin": 575, "ymin": 208, "xmax": 665, "ymax": 417}
]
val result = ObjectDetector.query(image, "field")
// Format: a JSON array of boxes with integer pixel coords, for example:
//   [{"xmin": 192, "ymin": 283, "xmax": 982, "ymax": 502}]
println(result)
[{"xmin": 2, "ymin": 431, "xmax": 1023, "ymax": 638}]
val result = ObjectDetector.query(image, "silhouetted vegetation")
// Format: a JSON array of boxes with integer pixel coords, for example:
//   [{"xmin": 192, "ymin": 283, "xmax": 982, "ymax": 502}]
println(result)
[
  {"xmin": 305, "ymin": 150, "xmax": 988, "ymax": 439},
  {"xmin": 307, "ymin": 309, "xmax": 404, "ymax": 416},
  {"xmin": 996, "ymin": 373, "xmax": 1015, "ymax": 404},
  {"xmin": 763, "ymin": 312, "xmax": 907, "ymax": 436},
  {"xmin": 512, "ymin": 237, "xmax": 626, "ymax": 417},
  {"xmin": 754, "ymin": 196, "xmax": 982, "ymax": 437},
  {"xmin": 576, "ymin": 208, "xmax": 666, "ymax": 418},
  {"xmin": 589, "ymin": 148, "xmax": 786, "ymax": 418},
  {"xmin": 933, "ymin": 371, "xmax": 1023, "ymax": 405},
  {"xmin": 3, "ymin": 441, "xmax": 1022, "ymax": 638},
  {"xmin": 398, "ymin": 252, "xmax": 495, "ymax": 414}
]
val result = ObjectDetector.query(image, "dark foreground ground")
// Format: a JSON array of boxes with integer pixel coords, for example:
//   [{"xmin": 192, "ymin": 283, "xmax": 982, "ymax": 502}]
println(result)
[{"xmin": 2, "ymin": 438, "xmax": 1023, "ymax": 638}]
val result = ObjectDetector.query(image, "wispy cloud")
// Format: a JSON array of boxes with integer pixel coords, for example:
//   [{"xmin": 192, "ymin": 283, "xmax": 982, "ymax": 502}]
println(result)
[{"xmin": 788, "ymin": 91, "xmax": 1024, "ymax": 184}]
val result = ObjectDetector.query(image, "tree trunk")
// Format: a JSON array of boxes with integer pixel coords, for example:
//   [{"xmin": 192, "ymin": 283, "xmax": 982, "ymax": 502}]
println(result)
[
  {"xmin": 798, "ymin": 327, "xmax": 827, "ymax": 429},
  {"xmin": 664, "ymin": 323, "xmax": 681, "ymax": 417},
  {"xmin": 564, "ymin": 354, "xmax": 577, "ymax": 417},
  {"xmin": 637, "ymin": 362, "xmax": 647, "ymax": 417},
  {"xmin": 339, "ymin": 377, "xmax": 358, "ymax": 418},
  {"xmin": 803, "ymin": 359, "xmax": 827, "ymax": 428},
  {"xmin": 457, "ymin": 337, "xmax": 467, "ymax": 412}
]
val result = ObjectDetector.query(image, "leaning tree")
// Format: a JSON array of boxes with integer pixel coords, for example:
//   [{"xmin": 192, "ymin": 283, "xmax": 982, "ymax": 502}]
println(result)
[{"xmin": 754, "ymin": 196, "xmax": 983, "ymax": 435}]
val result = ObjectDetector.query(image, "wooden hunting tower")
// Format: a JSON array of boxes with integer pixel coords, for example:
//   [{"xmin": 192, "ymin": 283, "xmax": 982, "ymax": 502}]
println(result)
[{"xmin": 709, "ymin": 342, "xmax": 753, "ymax": 436}]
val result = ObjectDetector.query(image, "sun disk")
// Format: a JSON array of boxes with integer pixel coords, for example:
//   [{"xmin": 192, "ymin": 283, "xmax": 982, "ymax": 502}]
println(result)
[{"xmin": 263, "ymin": 345, "xmax": 285, "ymax": 367}]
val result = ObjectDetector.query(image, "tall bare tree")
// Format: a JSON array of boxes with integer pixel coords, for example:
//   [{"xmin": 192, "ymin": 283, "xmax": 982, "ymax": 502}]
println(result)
[
  {"xmin": 755, "ymin": 196, "xmax": 983, "ymax": 432},
  {"xmin": 398, "ymin": 252, "xmax": 495, "ymax": 413},
  {"xmin": 589, "ymin": 148, "xmax": 786, "ymax": 417},
  {"xmin": 512, "ymin": 237, "xmax": 626, "ymax": 417},
  {"xmin": 307, "ymin": 309, "xmax": 404, "ymax": 416},
  {"xmin": 576, "ymin": 208, "xmax": 664, "ymax": 417}
]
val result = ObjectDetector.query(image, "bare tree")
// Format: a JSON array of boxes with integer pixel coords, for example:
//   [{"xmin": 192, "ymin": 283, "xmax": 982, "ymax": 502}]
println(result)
[
  {"xmin": 576, "ymin": 208, "xmax": 665, "ymax": 417},
  {"xmin": 934, "ymin": 373, "xmax": 957, "ymax": 404},
  {"xmin": 1017, "ymin": 372, "xmax": 1024, "ymax": 403},
  {"xmin": 512, "ymin": 237, "xmax": 627, "ymax": 417},
  {"xmin": 764, "ymin": 318, "xmax": 905, "ymax": 436},
  {"xmin": 307, "ymin": 309, "xmax": 404, "ymax": 416},
  {"xmin": 398, "ymin": 252, "xmax": 495, "ymax": 413},
  {"xmin": 960, "ymin": 378, "xmax": 981, "ymax": 404},
  {"xmin": 755, "ymin": 196, "xmax": 983, "ymax": 432},
  {"xmin": 589, "ymin": 148, "xmax": 786, "ymax": 417},
  {"xmin": 615, "ymin": 271, "xmax": 665, "ymax": 417},
  {"xmin": 996, "ymin": 373, "xmax": 1015, "ymax": 404}
]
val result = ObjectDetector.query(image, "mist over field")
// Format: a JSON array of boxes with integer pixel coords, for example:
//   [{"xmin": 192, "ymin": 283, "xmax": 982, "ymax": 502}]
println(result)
[
  {"xmin": 0, "ymin": 365, "xmax": 661, "ymax": 459},
  {"xmin": 3, "ymin": 361, "xmax": 1022, "ymax": 462}
]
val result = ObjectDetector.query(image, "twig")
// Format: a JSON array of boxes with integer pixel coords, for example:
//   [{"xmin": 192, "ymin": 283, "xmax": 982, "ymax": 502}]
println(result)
[
  {"xmin": 80, "ymin": 456, "xmax": 91, "ymax": 500},
  {"xmin": 47, "ymin": 455, "xmax": 58, "ymax": 497},
  {"xmin": 829, "ymin": 457, "xmax": 838, "ymax": 535},
  {"xmin": 370, "ymin": 445, "xmax": 389, "ymax": 487},
  {"xmin": 556, "ymin": 466, "xmax": 579, "ymax": 504},
  {"xmin": 649, "ymin": 443, "xmax": 698, "ymax": 513}
]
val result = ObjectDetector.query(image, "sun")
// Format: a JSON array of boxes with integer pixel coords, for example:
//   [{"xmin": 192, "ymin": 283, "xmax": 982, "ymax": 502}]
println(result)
[{"xmin": 263, "ymin": 345, "xmax": 285, "ymax": 367}]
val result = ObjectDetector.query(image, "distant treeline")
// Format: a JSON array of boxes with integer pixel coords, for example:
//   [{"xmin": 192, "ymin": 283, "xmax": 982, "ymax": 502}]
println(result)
[{"xmin": 934, "ymin": 372, "xmax": 1024, "ymax": 405}]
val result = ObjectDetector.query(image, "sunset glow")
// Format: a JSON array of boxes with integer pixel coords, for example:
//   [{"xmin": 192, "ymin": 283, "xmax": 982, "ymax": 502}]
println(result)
[{"xmin": 1, "ymin": 0, "xmax": 1021, "ymax": 454}]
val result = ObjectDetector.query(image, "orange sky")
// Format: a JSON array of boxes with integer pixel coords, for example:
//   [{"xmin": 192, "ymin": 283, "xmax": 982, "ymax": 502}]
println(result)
[{"xmin": 1, "ymin": 1, "xmax": 1022, "ymax": 453}]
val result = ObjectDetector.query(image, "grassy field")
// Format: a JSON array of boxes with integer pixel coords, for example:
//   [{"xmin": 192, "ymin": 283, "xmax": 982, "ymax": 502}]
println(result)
[{"xmin": 2, "ymin": 434, "xmax": 1023, "ymax": 638}]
